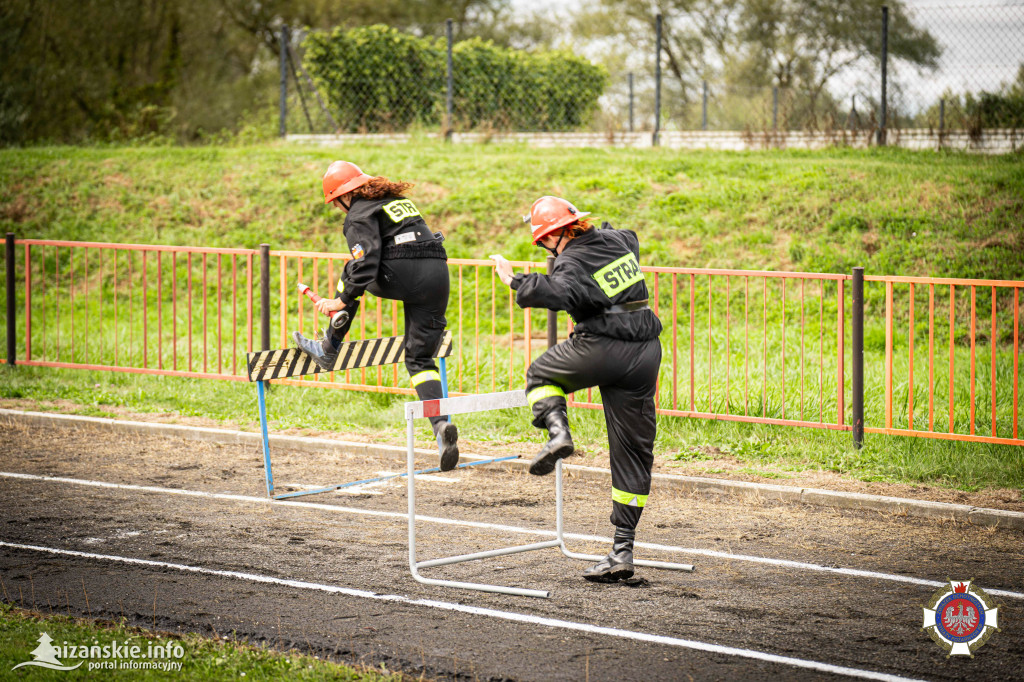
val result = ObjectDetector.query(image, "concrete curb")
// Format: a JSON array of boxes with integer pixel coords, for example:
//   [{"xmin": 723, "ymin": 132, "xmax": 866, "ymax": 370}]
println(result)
[{"xmin": 2, "ymin": 408, "xmax": 1022, "ymax": 532}]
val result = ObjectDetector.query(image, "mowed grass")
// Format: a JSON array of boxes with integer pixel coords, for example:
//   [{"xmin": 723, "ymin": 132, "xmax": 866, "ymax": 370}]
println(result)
[
  {"xmin": 0, "ymin": 604, "xmax": 401, "ymax": 681},
  {"xmin": 1, "ymin": 143, "xmax": 1022, "ymax": 493}
]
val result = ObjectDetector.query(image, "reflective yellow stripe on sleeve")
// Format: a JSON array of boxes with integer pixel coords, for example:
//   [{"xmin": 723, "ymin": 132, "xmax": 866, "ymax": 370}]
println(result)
[
  {"xmin": 410, "ymin": 370, "xmax": 441, "ymax": 386},
  {"xmin": 612, "ymin": 487, "xmax": 648, "ymax": 508},
  {"xmin": 336, "ymin": 277, "xmax": 345, "ymax": 295},
  {"xmin": 526, "ymin": 384, "xmax": 566, "ymax": 408}
]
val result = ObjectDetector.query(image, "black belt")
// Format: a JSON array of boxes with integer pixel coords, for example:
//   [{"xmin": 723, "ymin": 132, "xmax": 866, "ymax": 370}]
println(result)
[{"xmin": 606, "ymin": 299, "xmax": 649, "ymax": 314}]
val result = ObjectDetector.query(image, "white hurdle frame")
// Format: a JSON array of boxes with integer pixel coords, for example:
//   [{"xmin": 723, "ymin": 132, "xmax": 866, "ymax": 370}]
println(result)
[{"xmin": 406, "ymin": 390, "xmax": 694, "ymax": 599}]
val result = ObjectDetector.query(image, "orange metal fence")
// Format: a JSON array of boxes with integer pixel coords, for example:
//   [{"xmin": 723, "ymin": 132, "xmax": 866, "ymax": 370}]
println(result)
[{"xmin": 2, "ymin": 236, "xmax": 1021, "ymax": 448}]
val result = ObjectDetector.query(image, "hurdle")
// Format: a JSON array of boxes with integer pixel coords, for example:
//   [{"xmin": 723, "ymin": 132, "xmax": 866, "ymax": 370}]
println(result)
[
  {"xmin": 246, "ymin": 331, "xmax": 517, "ymax": 500},
  {"xmin": 406, "ymin": 390, "xmax": 695, "ymax": 598}
]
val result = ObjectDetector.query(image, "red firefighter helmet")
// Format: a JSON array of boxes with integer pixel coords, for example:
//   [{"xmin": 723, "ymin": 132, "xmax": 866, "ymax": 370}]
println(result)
[
  {"xmin": 527, "ymin": 196, "xmax": 590, "ymax": 244},
  {"xmin": 322, "ymin": 161, "xmax": 373, "ymax": 204}
]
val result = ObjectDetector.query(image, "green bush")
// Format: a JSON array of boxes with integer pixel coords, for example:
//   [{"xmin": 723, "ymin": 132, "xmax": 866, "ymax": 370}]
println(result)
[{"xmin": 303, "ymin": 25, "xmax": 606, "ymax": 133}]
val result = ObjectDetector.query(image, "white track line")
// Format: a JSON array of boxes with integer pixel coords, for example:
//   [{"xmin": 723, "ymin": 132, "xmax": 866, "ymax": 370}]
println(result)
[
  {"xmin": 3, "ymin": 470, "xmax": 1022, "ymax": 601},
  {"xmin": 0, "ymin": 541, "xmax": 926, "ymax": 682}
]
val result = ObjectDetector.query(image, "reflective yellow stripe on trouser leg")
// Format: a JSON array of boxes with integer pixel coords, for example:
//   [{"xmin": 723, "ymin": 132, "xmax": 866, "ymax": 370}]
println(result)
[
  {"xmin": 526, "ymin": 385, "xmax": 566, "ymax": 408},
  {"xmin": 612, "ymin": 487, "xmax": 648, "ymax": 508},
  {"xmin": 410, "ymin": 370, "xmax": 442, "ymax": 387}
]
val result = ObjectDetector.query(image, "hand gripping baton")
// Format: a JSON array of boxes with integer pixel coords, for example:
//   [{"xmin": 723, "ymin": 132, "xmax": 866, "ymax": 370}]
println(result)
[{"xmin": 297, "ymin": 282, "xmax": 350, "ymax": 329}]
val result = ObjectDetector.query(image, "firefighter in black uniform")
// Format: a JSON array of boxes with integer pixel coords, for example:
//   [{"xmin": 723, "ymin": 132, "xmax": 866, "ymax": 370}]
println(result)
[
  {"xmin": 293, "ymin": 160, "xmax": 459, "ymax": 471},
  {"xmin": 491, "ymin": 196, "xmax": 662, "ymax": 583}
]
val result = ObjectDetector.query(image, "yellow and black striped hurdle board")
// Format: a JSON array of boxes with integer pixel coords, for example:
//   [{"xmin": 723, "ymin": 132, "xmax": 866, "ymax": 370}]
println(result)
[{"xmin": 246, "ymin": 330, "xmax": 453, "ymax": 382}]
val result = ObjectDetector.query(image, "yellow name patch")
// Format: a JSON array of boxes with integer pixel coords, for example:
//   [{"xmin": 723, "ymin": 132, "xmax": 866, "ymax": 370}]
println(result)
[{"xmin": 383, "ymin": 199, "xmax": 420, "ymax": 223}]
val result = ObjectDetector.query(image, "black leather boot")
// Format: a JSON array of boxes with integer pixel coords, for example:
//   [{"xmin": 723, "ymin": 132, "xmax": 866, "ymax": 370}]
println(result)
[
  {"xmin": 528, "ymin": 409, "xmax": 574, "ymax": 476},
  {"xmin": 583, "ymin": 527, "xmax": 635, "ymax": 583},
  {"xmin": 292, "ymin": 330, "xmax": 338, "ymax": 371},
  {"xmin": 433, "ymin": 420, "xmax": 459, "ymax": 472}
]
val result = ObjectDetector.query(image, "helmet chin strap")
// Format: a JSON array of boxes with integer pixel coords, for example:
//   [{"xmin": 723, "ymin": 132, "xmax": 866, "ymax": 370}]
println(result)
[
  {"xmin": 335, "ymin": 197, "xmax": 351, "ymax": 211},
  {"xmin": 539, "ymin": 231, "xmax": 565, "ymax": 258}
]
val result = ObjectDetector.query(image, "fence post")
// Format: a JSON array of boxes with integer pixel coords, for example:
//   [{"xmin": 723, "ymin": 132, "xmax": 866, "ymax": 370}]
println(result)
[
  {"xmin": 546, "ymin": 255, "xmax": 558, "ymax": 349},
  {"xmin": 5, "ymin": 233, "xmax": 14, "ymax": 367},
  {"xmin": 260, "ymin": 244, "xmax": 271, "ymax": 351},
  {"xmin": 772, "ymin": 86, "xmax": 778, "ymax": 131},
  {"xmin": 445, "ymin": 18, "xmax": 454, "ymax": 141},
  {"xmin": 852, "ymin": 267, "xmax": 864, "ymax": 448},
  {"xmin": 279, "ymin": 24, "xmax": 289, "ymax": 138},
  {"xmin": 702, "ymin": 80, "xmax": 708, "ymax": 131},
  {"xmin": 628, "ymin": 72, "xmax": 635, "ymax": 133},
  {"xmin": 878, "ymin": 6, "xmax": 888, "ymax": 146},
  {"xmin": 653, "ymin": 14, "xmax": 662, "ymax": 147}
]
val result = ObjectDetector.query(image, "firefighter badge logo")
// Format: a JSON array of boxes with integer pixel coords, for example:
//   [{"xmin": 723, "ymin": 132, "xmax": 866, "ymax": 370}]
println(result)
[
  {"xmin": 351, "ymin": 243, "xmax": 365, "ymax": 260},
  {"xmin": 922, "ymin": 580, "xmax": 1000, "ymax": 656}
]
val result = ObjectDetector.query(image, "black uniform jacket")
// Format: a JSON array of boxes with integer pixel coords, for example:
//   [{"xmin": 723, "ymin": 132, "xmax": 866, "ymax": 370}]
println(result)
[
  {"xmin": 510, "ymin": 223, "xmax": 662, "ymax": 342},
  {"xmin": 336, "ymin": 195, "xmax": 447, "ymax": 306}
]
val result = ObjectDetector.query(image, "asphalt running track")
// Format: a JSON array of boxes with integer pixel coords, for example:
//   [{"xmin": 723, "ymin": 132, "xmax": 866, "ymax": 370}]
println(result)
[{"xmin": 0, "ymin": 421, "xmax": 1021, "ymax": 681}]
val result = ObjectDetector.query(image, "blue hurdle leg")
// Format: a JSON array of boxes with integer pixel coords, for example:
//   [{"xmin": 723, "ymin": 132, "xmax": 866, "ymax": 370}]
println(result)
[
  {"xmin": 439, "ymin": 356, "xmax": 451, "ymax": 422},
  {"xmin": 256, "ymin": 380, "xmax": 275, "ymax": 498}
]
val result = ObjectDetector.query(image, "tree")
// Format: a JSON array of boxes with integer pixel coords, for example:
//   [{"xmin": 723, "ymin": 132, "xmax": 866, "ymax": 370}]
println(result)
[{"xmin": 573, "ymin": 0, "xmax": 940, "ymax": 129}]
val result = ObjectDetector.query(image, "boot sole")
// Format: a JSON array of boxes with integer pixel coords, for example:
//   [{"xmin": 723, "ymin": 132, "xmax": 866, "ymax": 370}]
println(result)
[
  {"xmin": 583, "ymin": 564, "xmax": 635, "ymax": 583},
  {"xmin": 438, "ymin": 422, "xmax": 459, "ymax": 472},
  {"xmin": 528, "ymin": 441, "xmax": 574, "ymax": 476}
]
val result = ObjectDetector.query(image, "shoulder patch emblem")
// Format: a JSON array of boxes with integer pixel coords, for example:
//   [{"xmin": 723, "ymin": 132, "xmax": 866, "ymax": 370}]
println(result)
[{"xmin": 351, "ymin": 243, "xmax": 365, "ymax": 260}]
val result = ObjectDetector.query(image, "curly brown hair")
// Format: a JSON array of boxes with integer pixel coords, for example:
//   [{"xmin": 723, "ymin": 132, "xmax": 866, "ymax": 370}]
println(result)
[
  {"xmin": 552, "ymin": 218, "xmax": 594, "ymax": 240},
  {"xmin": 350, "ymin": 177, "xmax": 413, "ymax": 200}
]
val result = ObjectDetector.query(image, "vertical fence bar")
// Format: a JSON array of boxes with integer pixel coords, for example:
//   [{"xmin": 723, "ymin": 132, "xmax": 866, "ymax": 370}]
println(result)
[
  {"xmin": 763, "ymin": 277, "xmax": 768, "ymax": 417},
  {"xmin": 297, "ymin": 258, "xmax": 305, "ymax": 336},
  {"xmin": 800, "ymin": 279, "xmax": 805, "ymax": 420},
  {"xmin": 187, "ymin": 253, "xmax": 193, "ymax": 371},
  {"xmin": 884, "ymin": 280, "xmax": 893, "ymax": 429},
  {"xmin": 818, "ymin": 280, "xmax": 824, "ymax": 422},
  {"xmin": 991, "ymin": 286, "xmax": 996, "ymax": 438},
  {"xmin": 491, "ymin": 268, "xmax": 496, "ymax": 393},
  {"xmin": 260, "ymin": 244, "xmax": 270, "ymax": 351},
  {"xmin": 247, "ymin": 253, "xmax": 253, "ymax": 353},
  {"xmin": 707, "ymin": 276, "xmax": 712, "ymax": 412},
  {"xmin": 745, "ymin": 277, "xmax": 750, "ymax": 415},
  {"xmin": 5, "ymin": 233, "xmax": 14, "ymax": 366},
  {"xmin": 69, "ymin": 249, "xmax": 75, "ymax": 361},
  {"xmin": 217, "ymin": 255, "xmax": 223, "ymax": 374},
  {"xmin": 157, "ymin": 252, "xmax": 163, "ymax": 369},
  {"xmin": 1011, "ymin": 284, "xmax": 1019, "ymax": 436},
  {"xmin": 142, "ymin": 251, "xmax": 148, "ymax": 367},
  {"xmin": 83, "ymin": 250, "xmax": 88, "ymax": 362},
  {"xmin": 970, "ymin": 286, "xmax": 976, "ymax": 435},
  {"xmin": 672, "ymin": 273, "xmax": 678, "ymax": 410},
  {"xmin": 781, "ymin": 279, "xmax": 786, "ymax": 419},
  {"xmin": 878, "ymin": 5, "xmax": 889, "ymax": 146},
  {"xmin": 203, "ymin": 254, "xmax": 208, "ymax": 372},
  {"xmin": 948, "ymin": 285, "xmax": 955, "ymax": 433},
  {"xmin": 172, "ymin": 253, "xmax": 178, "ymax": 370},
  {"xmin": 689, "ymin": 273, "xmax": 695, "ymax": 411},
  {"xmin": 508, "ymin": 282, "xmax": 514, "ymax": 391},
  {"xmin": 849, "ymin": 270, "xmax": 859, "ymax": 440},
  {"xmin": 725, "ymin": 276, "xmax": 731, "ymax": 410},
  {"xmin": 908, "ymin": 283, "xmax": 914, "ymax": 429},
  {"xmin": 55, "ymin": 247, "xmax": 60, "ymax": 361},
  {"xmin": 24, "ymin": 243, "xmax": 31, "ymax": 361},
  {"xmin": 392, "ymin": 299, "xmax": 398, "ymax": 386},
  {"xmin": 233, "ymin": 255, "xmax": 239, "ymax": 376},
  {"xmin": 653, "ymin": 14, "xmax": 662, "ymax": 147},
  {"xmin": 929, "ymin": 283, "xmax": 935, "ymax": 431},
  {"xmin": 477, "ymin": 267, "xmax": 483, "ymax": 392},
  {"xmin": 459, "ymin": 265, "xmax": 465, "ymax": 390},
  {"xmin": 653, "ymin": 273, "xmax": 660, "ymax": 409},
  {"xmin": 278, "ymin": 255, "xmax": 286, "ymax": 351}
]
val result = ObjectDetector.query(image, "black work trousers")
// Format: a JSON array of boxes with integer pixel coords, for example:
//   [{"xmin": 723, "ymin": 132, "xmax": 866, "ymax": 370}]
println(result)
[
  {"xmin": 330, "ymin": 258, "xmax": 450, "ymax": 428},
  {"xmin": 526, "ymin": 332, "xmax": 661, "ymax": 530}
]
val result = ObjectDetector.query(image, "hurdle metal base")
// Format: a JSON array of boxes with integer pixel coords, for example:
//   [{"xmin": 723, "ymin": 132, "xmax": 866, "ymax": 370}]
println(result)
[{"xmin": 406, "ymin": 391, "xmax": 695, "ymax": 599}]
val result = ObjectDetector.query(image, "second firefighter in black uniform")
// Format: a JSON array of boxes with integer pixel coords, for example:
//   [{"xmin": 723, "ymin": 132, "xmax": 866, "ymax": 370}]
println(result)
[
  {"xmin": 491, "ymin": 196, "xmax": 662, "ymax": 582},
  {"xmin": 293, "ymin": 160, "xmax": 459, "ymax": 471}
]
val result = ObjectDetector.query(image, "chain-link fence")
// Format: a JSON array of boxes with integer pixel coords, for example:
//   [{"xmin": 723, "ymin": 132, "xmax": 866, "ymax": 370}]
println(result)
[{"xmin": 278, "ymin": 3, "xmax": 1023, "ymax": 142}]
